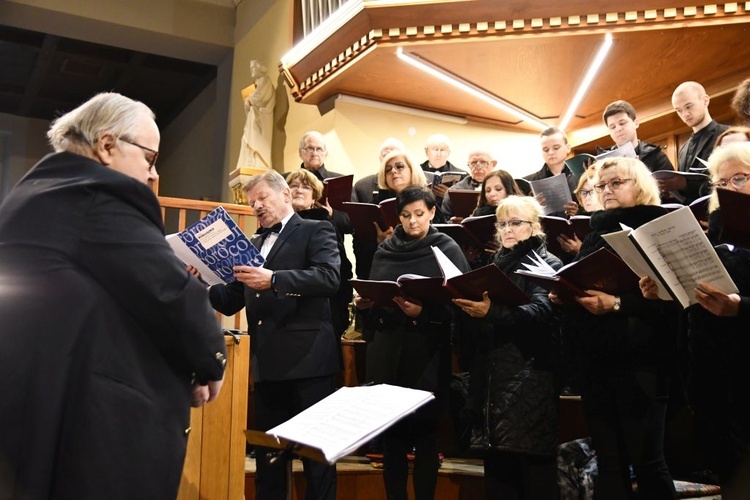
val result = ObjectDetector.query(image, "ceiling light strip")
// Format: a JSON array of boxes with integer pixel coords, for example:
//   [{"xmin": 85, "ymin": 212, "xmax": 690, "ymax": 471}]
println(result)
[
  {"xmin": 558, "ymin": 33, "xmax": 613, "ymax": 131},
  {"xmin": 396, "ymin": 48, "xmax": 549, "ymax": 130}
]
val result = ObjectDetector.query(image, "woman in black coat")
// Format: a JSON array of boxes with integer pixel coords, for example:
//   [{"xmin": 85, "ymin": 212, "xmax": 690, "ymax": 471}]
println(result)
[
  {"xmin": 355, "ymin": 185, "xmax": 470, "ymax": 500},
  {"xmin": 555, "ymin": 157, "xmax": 678, "ymax": 499},
  {"xmin": 642, "ymin": 142, "xmax": 750, "ymax": 495},
  {"xmin": 454, "ymin": 195, "xmax": 562, "ymax": 499}
]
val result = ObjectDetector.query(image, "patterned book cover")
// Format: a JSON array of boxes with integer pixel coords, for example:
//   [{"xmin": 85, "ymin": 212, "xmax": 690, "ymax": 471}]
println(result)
[{"xmin": 167, "ymin": 206, "xmax": 263, "ymax": 285}]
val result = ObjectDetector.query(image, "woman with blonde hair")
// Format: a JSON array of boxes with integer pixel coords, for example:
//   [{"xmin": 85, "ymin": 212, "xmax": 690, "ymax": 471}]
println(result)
[
  {"xmin": 557, "ymin": 157, "xmax": 678, "ymax": 499},
  {"xmin": 641, "ymin": 142, "xmax": 750, "ymax": 494},
  {"xmin": 354, "ymin": 150, "xmax": 436, "ymax": 281},
  {"xmin": 557, "ymin": 166, "xmax": 604, "ymax": 256},
  {"xmin": 376, "ymin": 149, "xmax": 428, "ymax": 201},
  {"xmin": 454, "ymin": 195, "xmax": 562, "ymax": 499}
]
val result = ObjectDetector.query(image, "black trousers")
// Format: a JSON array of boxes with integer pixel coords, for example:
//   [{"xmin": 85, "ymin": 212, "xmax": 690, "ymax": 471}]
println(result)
[
  {"xmin": 253, "ymin": 375, "xmax": 338, "ymax": 500},
  {"xmin": 382, "ymin": 416, "xmax": 440, "ymax": 500},
  {"xmin": 583, "ymin": 369, "xmax": 677, "ymax": 500}
]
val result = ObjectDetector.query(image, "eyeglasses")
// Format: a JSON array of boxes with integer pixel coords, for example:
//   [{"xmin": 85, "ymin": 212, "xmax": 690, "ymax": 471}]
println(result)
[
  {"xmin": 468, "ymin": 160, "xmax": 491, "ymax": 169},
  {"xmin": 576, "ymin": 188, "xmax": 595, "ymax": 199},
  {"xmin": 593, "ymin": 178, "xmax": 632, "ymax": 193},
  {"xmin": 495, "ymin": 219, "xmax": 532, "ymax": 230},
  {"xmin": 289, "ymin": 183, "xmax": 313, "ymax": 191},
  {"xmin": 302, "ymin": 146, "xmax": 326, "ymax": 154},
  {"xmin": 119, "ymin": 138, "xmax": 158, "ymax": 170},
  {"xmin": 710, "ymin": 172, "xmax": 750, "ymax": 190},
  {"xmin": 385, "ymin": 162, "xmax": 409, "ymax": 175}
]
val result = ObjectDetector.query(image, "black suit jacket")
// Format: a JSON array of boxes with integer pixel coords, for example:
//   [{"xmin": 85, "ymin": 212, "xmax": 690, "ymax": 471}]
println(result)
[
  {"xmin": 677, "ymin": 120, "xmax": 729, "ymax": 202},
  {"xmin": 209, "ymin": 212, "xmax": 342, "ymax": 382},
  {"xmin": 352, "ymin": 173, "xmax": 379, "ymax": 202}
]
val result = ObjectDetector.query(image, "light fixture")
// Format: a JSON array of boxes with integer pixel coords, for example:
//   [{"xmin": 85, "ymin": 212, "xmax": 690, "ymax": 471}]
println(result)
[
  {"xmin": 333, "ymin": 94, "xmax": 468, "ymax": 125},
  {"xmin": 396, "ymin": 47, "xmax": 550, "ymax": 131},
  {"xmin": 558, "ymin": 33, "xmax": 614, "ymax": 131}
]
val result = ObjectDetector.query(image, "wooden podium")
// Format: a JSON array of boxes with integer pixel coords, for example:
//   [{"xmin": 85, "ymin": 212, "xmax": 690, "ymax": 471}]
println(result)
[{"xmin": 177, "ymin": 334, "xmax": 250, "ymax": 500}]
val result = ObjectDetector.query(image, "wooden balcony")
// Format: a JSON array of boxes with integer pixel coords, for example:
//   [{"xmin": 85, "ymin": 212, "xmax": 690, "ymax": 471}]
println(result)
[{"xmin": 282, "ymin": 0, "xmax": 750, "ymax": 146}]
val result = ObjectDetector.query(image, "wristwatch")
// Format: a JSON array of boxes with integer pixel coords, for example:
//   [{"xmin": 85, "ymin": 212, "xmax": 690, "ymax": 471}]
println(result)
[{"xmin": 613, "ymin": 296, "xmax": 621, "ymax": 312}]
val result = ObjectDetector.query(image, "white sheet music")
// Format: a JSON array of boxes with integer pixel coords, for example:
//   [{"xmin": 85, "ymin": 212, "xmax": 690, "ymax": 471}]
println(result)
[
  {"xmin": 529, "ymin": 174, "xmax": 573, "ymax": 215},
  {"xmin": 603, "ymin": 206, "xmax": 737, "ymax": 308},
  {"xmin": 267, "ymin": 384, "xmax": 434, "ymax": 464}
]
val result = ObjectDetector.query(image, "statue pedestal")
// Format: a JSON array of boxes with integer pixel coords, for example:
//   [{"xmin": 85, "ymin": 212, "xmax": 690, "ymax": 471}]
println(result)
[{"xmin": 228, "ymin": 167, "xmax": 267, "ymax": 205}]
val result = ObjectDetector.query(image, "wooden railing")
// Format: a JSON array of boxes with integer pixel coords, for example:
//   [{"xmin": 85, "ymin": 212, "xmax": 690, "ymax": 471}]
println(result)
[{"xmin": 158, "ymin": 196, "xmax": 256, "ymax": 330}]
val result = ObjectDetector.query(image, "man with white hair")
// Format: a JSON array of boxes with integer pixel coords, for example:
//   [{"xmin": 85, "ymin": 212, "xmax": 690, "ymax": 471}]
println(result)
[
  {"xmin": 0, "ymin": 92, "xmax": 226, "ymax": 499},
  {"xmin": 420, "ymin": 134, "xmax": 467, "ymax": 210},
  {"xmin": 441, "ymin": 149, "xmax": 496, "ymax": 220}
]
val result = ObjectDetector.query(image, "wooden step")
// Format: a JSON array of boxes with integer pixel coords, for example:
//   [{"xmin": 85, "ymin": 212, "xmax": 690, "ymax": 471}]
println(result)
[{"xmin": 244, "ymin": 455, "xmax": 485, "ymax": 500}]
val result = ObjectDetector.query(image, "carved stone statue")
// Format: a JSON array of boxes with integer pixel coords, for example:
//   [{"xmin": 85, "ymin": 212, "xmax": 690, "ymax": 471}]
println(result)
[{"xmin": 237, "ymin": 60, "xmax": 275, "ymax": 169}]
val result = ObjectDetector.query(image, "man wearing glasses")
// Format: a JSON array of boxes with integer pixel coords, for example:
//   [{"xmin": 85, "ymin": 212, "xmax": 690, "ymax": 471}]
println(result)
[
  {"xmin": 293, "ymin": 130, "xmax": 354, "ymax": 283},
  {"xmin": 441, "ymin": 149, "xmax": 496, "ymax": 220},
  {"xmin": 420, "ymin": 134, "xmax": 468, "ymax": 206},
  {"xmin": 0, "ymin": 92, "xmax": 226, "ymax": 499},
  {"xmin": 297, "ymin": 131, "xmax": 345, "ymax": 181}
]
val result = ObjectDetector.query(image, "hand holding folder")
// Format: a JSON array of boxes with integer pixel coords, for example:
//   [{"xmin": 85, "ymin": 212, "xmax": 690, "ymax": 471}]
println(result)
[{"xmin": 341, "ymin": 198, "xmax": 398, "ymax": 241}]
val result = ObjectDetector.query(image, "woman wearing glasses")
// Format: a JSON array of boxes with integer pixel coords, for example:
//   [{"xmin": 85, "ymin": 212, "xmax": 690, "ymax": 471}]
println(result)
[
  {"xmin": 355, "ymin": 185, "xmax": 470, "ymax": 500},
  {"xmin": 555, "ymin": 158, "xmax": 678, "ymax": 499},
  {"xmin": 556, "ymin": 167, "xmax": 603, "ymax": 256},
  {"xmin": 641, "ymin": 142, "xmax": 750, "ymax": 494},
  {"xmin": 286, "ymin": 169, "xmax": 353, "ymax": 340},
  {"xmin": 453, "ymin": 195, "xmax": 562, "ymax": 499},
  {"xmin": 352, "ymin": 150, "xmax": 435, "ymax": 283}
]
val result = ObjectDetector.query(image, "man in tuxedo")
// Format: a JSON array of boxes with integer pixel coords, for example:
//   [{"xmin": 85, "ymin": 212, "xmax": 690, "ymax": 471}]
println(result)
[
  {"xmin": 665, "ymin": 81, "xmax": 729, "ymax": 203},
  {"xmin": 294, "ymin": 130, "xmax": 354, "ymax": 313},
  {"xmin": 209, "ymin": 170, "xmax": 341, "ymax": 500}
]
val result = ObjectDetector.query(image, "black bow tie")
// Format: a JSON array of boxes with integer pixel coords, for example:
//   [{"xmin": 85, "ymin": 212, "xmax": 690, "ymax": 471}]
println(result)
[{"xmin": 256, "ymin": 222, "xmax": 282, "ymax": 240}]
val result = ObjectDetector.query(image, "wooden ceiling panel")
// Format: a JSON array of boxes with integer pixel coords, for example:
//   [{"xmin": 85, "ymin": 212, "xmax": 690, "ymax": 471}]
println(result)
[
  {"xmin": 284, "ymin": 1, "xmax": 750, "ymax": 142},
  {"xmin": 410, "ymin": 35, "xmax": 599, "ymax": 120}
]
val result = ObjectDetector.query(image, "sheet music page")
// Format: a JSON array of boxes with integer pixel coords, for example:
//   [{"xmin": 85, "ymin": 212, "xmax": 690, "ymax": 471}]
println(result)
[
  {"xmin": 267, "ymin": 385, "xmax": 434, "ymax": 463},
  {"xmin": 601, "ymin": 226, "xmax": 673, "ymax": 302},
  {"xmin": 529, "ymin": 174, "xmax": 573, "ymax": 215},
  {"xmin": 431, "ymin": 245, "xmax": 463, "ymax": 280},
  {"xmin": 595, "ymin": 141, "xmax": 637, "ymax": 160},
  {"xmin": 630, "ymin": 206, "xmax": 738, "ymax": 307}
]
